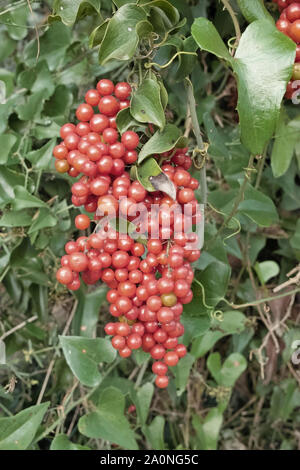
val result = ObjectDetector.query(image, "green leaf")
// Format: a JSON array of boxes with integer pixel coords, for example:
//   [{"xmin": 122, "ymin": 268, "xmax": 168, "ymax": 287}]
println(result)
[
  {"xmin": 143, "ymin": 416, "xmax": 165, "ymax": 450},
  {"xmin": 44, "ymin": 85, "xmax": 73, "ymax": 117},
  {"xmin": 192, "ymin": 408, "xmax": 223, "ymax": 450},
  {"xmin": 194, "ymin": 261, "xmax": 231, "ymax": 309},
  {"xmin": 271, "ymin": 112, "xmax": 300, "ymax": 178},
  {"xmin": 0, "ymin": 134, "xmax": 16, "ymax": 165},
  {"xmin": 175, "ymin": 36, "xmax": 198, "ymax": 81},
  {"xmin": 0, "ymin": 168, "xmax": 25, "ymax": 208},
  {"xmin": 174, "ymin": 353, "xmax": 195, "ymax": 395},
  {"xmin": 1, "ymin": 5, "xmax": 29, "ymax": 41},
  {"xmin": 191, "ymin": 311, "xmax": 246, "ymax": 358},
  {"xmin": 0, "ymin": 211, "xmax": 32, "ymax": 227},
  {"xmin": 59, "ymin": 336, "xmax": 116, "ymax": 387},
  {"xmin": 237, "ymin": 0, "xmax": 274, "ymax": 24},
  {"xmin": 138, "ymin": 123, "xmax": 187, "ymax": 163},
  {"xmin": 192, "ymin": 18, "xmax": 295, "ymax": 155},
  {"xmin": 136, "ymin": 157, "xmax": 176, "ymax": 199},
  {"xmin": 208, "ymin": 352, "xmax": 247, "ymax": 387},
  {"xmin": 50, "ymin": 434, "xmax": 90, "ymax": 450},
  {"xmin": 73, "ymin": 285, "xmax": 108, "ymax": 337},
  {"xmin": 134, "ymin": 382, "xmax": 154, "ymax": 425},
  {"xmin": 78, "ymin": 387, "xmax": 138, "ymax": 449},
  {"xmin": 26, "ymin": 139, "xmax": 56, "ymax": 170},
  {"xmin": 50, "ymin": 0, "xmax": 102, "ymax": 26},
  {"xmin": 17, "ymin": 90, "xmax": 45, "ymax": 121},
  {"xmin": 270, "ymin": 379, "xmax": 300, "ymax": 421},
  {"xmin": 116, "ymin": 107, "xmax": 140, "ymax": 134},
  {"xmin": 0, "ymin": 402, "xmax": 49, "ymax": 450},
  {"xmin": 98, "ymin": 5, "xmax": 148, "ymax": 64},
  {"xmin": 28, "ymin": 208, "xmax": 57, "ymax": 234},
  {"xmin": 254, "ymin": 260, "xmax": 280, "ymax": 284},
  {"xmin": 131, "ymin": 78, "xmax": 165, "ymax": 130},
  {"xmin": 233, "ymin": 21, "xmax": 296, "ymax": 155},
  {"xmin": 24, "ymin": 23, "xmax": 71, "ymax": 71},
  {"xmin": 238, "ymin": 182, "xmax": 278, "ymax": 227},
  {"xmin": 191, "ymin": 17, "xmax": 233, "ymax": 63},
  {"xmin": 12, "ymin": 186, "xmax": 48, "ymax": 210}
]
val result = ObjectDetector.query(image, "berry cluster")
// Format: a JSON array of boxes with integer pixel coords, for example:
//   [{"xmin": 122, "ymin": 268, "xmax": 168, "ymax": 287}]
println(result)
[
  {"xmin": 274, "ymin": 1, "xmax": 300, "ymax": 98},
  {"xmin": 54, "ymin": 79, "xmax": 201, "ymax": 388}
]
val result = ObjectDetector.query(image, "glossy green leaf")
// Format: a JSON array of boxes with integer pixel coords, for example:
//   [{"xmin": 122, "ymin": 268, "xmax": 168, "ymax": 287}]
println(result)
[
  {"xmin": 131, "ymin": 78, "xmax": 165, "ymax": 130},
  {"xmin": 98, "ymin": 5, "xmax": 148, "ymax": 64},
  {"xmin": 59, "ymin": 336, "xmax": 116, "ymax": 387},
  {"xmin": 78, "ymin": 387, "xmax": 138, "ymax": 449},
  {"xmin": 50, "ymin": 0, "xmax": 102, "ymax": 26},
  {"xmin": 238, "ymin": 182, "xmax": 278, "ymax": 227},
  {"xmin": 116, "ymin": 107, "xmax": 140, "ymax": 134},
  {"xmin": 237, "ymin": 0, "xmax": 274, "ymax": 24},
  {"xmin": 271, "ymin": 113, "xmax": 300, "ymax": 178},
  {"xmin": 12, "ymin": 186, "xmax": 48, "ymax": 211},
  {"xmin": 50, "ymin": 434, "xmax": 90, "ymax": 450},
  {"xmin": 234, "ymin": 21, "xmax": 296, "ymax": 154},
  {"xmin": 26, "ymin": 139, "xmax": 56, "ymax": 170},
  {"xmin": 191, "ymin": 17, "xmax": 233, "ymax": 63},
  {"xmin": 192, "ymin": 18, "xmax": 296, "ymax": 155},
  {"xmin": 0, "ymin": 402, "xmax": 49, "ymax": 450},
  {"xmin": 0, "ymin": 134, "xmax": 17, "ymax": 165},
  {"xmin": 138, "ymin": 124, "xmax": 187, "ymax": 163}
]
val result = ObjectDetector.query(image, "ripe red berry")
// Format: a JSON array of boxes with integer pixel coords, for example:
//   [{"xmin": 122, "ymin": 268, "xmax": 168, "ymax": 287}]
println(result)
[
  {"xmin": 76, "ymin": 103, "xmax": 94, "ymax": 122},
  {"xmin": 127, "ymin": 333, "xmax": 142, "ymax": 350},
  {"xmin": 75, "ymin": 214, "xmax": 90, "ymax": 230},
  {"xmin": 164, "ymin": 351, "xmax": 179, "ymax": 366},
  {"xmin": 121, "ymin": 131, "xmax": 139, "ymax": 150},
  {"xmin": 56, "ymin": 267, "xmax": 73, "ymax": 285},
  {"xmin": 155, "ymin": 375, "xmax": 169, "ymax": 388},
  {"xmin": 97, "ymin": 79, "xmax": 114, "ymax": 95},
  {"xmin": 114, "ymin": 82, "xmax": 131, "ymax": 99},
  {"xmin": 98, "ymin": 96, "xmax": 120, "ymax": 116}
]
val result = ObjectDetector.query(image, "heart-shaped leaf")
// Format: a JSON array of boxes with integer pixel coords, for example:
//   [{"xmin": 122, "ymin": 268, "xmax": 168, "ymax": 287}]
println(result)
[
  {"xmin": 59, "ymin": 336, "xmax": 116, "ymax": 387},
  {"xmin": 50, "ymin": 0, "xmax": 102, "ymax": 26},
  {"xmin": 98, "ymin": 5, "xmax": 149, "ymax": 64},
  {"xmin": 238, "ymin": 182, "xmax": 279, "ymax": 227},
  {"xmin": 0, "ymin": 402, "xmax": 49, "ymax": 450},
  {"xmin": 78, "ymin": 387, "xmax": 138, "ymax": 449},
  {"xmin": 131, "ymin": 78, "xmax": 165, "ymax": 130},
  {"xmin": 192, "ymin": 18, "xmax": 296, "ymax": 155},
  {"xmin": 237, "ymin": 0, "xmax": 274, "ymax": 24}
]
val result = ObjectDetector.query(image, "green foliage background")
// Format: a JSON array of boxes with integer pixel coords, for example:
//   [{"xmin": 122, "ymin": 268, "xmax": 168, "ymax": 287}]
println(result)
[{"xmin": 0, "ymin": 0, "xmax": 299, "ymax": 450}]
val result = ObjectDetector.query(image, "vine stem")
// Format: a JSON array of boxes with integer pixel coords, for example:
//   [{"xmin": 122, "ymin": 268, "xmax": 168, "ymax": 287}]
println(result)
[
  {"xmin": 220, "ymin": 0, "xmax": 241, "ymax": 48},
  {"xmin": 185, "ymin": 79, "xmax": 207, "ymax": 205},
  {"xmin": 221, "ymin": 287, "xmax": 300, "ymax": 310},
  {"xmin": 212, "ymin": 154, "xmax": 255, "ymax": 242}
]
